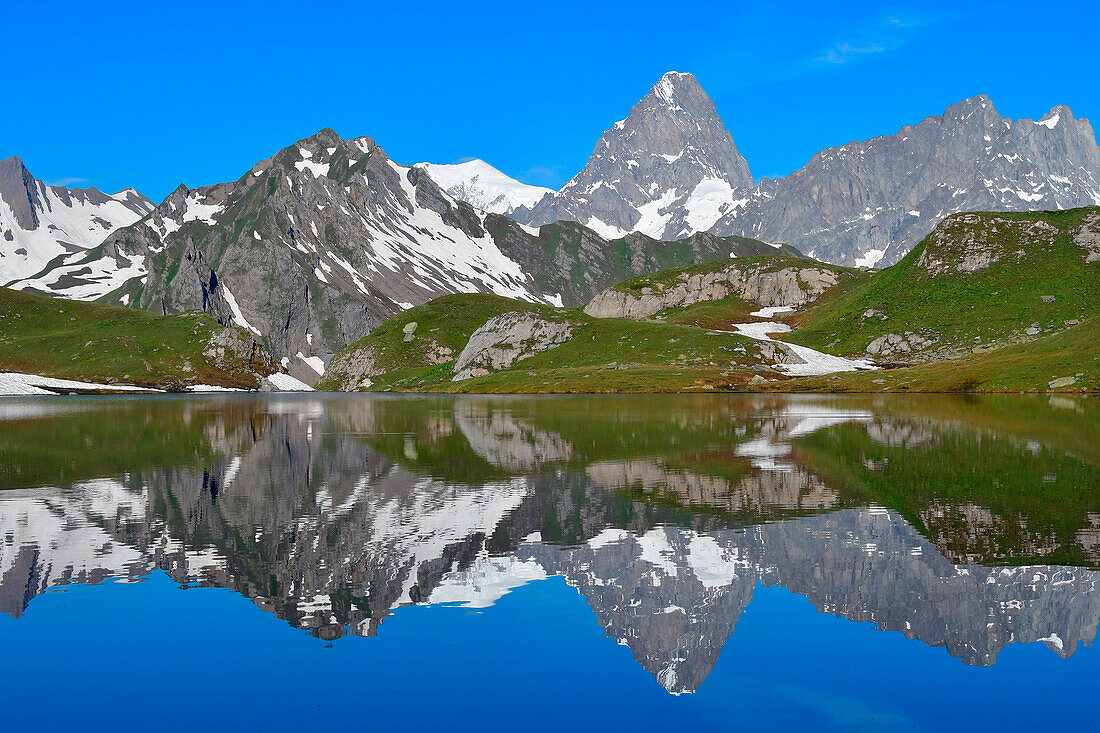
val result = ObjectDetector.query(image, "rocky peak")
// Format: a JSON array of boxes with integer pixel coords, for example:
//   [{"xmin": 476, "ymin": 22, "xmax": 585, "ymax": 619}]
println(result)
[
  {"xmin": 712, "ymin": 94, "xmax": 1100, "ymax": 267},
  {"xmin": 513, "ymin": 71, "xmax": 753, "ymax": 239},
  {"xmin": 0, "ymin": 155, "xmax": 40, "ymax": 230}
]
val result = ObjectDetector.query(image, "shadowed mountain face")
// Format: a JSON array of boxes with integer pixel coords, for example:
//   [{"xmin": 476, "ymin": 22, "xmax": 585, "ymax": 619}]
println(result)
[{"xmin": 1, "ymin": 394, "xmax": 1099, "ymax": 693}]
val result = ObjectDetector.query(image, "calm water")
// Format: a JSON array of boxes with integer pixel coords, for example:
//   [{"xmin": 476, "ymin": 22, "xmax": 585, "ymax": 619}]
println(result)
[{"xmin": 1, "ymin": 393, "xmax": 1098, "ymax": 731}]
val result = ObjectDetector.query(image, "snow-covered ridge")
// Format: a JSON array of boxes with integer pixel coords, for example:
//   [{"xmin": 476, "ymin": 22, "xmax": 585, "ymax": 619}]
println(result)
[
  {"xmin": 416, "ymin": 159, "xmax": 552, "ymax": 215},
  {"xmin": 0, "ymin": 156, "xmax": 153, "ymax": 285}
]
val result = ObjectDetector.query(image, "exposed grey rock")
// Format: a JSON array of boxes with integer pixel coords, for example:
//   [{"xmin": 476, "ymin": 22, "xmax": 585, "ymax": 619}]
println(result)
[
  {"xmin": 1074, "ymin": 210, "xmax": 1100, "ymax": 262},
  {"xmin": 452, "ymin": 311, "xmax": 576, "ymax": 381},
  {"xmin": 323, "ymin": 342, "xmax": 382, "ymax": 391},
  {"xmin": 866, "ymin": 332, "xmax": 937, "ymax": 357},
  {"xmin": 1049, "ymin": 376, "xmax": 1077, "ymax": 389},
  {"xmin": 915, "ymin": 212, "xmax": 1058, "ymax": 276},
  {"xmin": 584, "ymin": 262, "xmax": 841, "ymax": 320}
]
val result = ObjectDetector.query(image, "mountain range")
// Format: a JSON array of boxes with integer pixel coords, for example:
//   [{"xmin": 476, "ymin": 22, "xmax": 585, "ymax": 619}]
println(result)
[
  {"xmin": 437, "ymin": 73, "xmax": 1100, "ymax": 266},
  {"xmin": 2, "ymin": 71, "xmax": 1098, "ymax": 383}
]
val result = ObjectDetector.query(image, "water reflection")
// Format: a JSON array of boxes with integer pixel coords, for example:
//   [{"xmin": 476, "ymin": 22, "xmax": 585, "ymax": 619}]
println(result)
[{"xmin": 1, "ymin": 394, "xmax": 1098, "ymax": 693}]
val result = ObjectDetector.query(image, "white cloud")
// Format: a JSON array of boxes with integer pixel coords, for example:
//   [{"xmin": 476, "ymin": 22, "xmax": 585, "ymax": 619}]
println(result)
[{"xmin": 816, "ymin": 43, "xmax": 886, "ymax": 64}]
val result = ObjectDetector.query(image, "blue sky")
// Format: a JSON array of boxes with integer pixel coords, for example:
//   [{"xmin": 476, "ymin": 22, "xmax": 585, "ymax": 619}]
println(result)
[{"xmin": 3, "ymin": 0, "xmax": 1097, "ymax": 201}]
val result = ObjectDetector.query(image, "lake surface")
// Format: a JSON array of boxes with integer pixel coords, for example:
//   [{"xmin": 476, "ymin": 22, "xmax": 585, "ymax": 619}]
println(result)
[{"xmin": 1, "ymin": 393, "xmax": 1098, "ymax": 731}]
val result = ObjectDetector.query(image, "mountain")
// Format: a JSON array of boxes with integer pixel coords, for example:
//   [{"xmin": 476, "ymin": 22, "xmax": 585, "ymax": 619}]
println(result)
[
  {"xmin": 497, "ymin": 76, "xmax": 1098, "ymax": 267},
  {"xmin": 512, "ymin": 71, "xmax": 755, "ymax": 241},
  {"xmin": 0, "ymin": 156, "xmax": 152, "ymax": 285},
  {"xmin": 416, "ymin": 159, "xmax": 552, "ymax": 215},
  {"xmin": 10, "ymin": 130, "xmax": 567, "ymax": 384},
  {"xmin": 714, "ymin": 96, "xmax": 1100, "ymax": 266},
  {"xmin": 7, "ymin": 130, "xmax": 789, "ymax": 385}
]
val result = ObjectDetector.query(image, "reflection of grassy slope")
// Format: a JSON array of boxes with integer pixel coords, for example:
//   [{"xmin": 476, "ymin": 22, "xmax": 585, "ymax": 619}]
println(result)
[
  {"xmin": 335, "ymin": 396, "xmax": 860, "ymax": 523},
  {"xmin": 794, "ymin": 422, "xmax": 1100, "ymax": 567},
  {"xmin": 786, "ymin": 208, "xmax": 1100, "ymax": 358},
  {"xmin": 0, "ymin": 399, "xmax": 223, "ymax": 490},
  {"xmin": 0, "ymin": 286, "xmax": 269, "ymax": 389}
]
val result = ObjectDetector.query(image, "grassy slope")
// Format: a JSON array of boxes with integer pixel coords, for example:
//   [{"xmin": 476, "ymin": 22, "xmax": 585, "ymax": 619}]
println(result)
[
  {"xmin": 318, "ymin": 292, "xmax": 779, "ymax": 393},
  {"xmin": 786, "ymin": 208, "xmax": 1100, "ymax": 358},
  {"xmin": 772, "ymin": 315, "xmax": 1100, "ymax": 393},
  {"xmin": 321, "ymin": 209, "xmax": 1100, "ymax": 395},
  {"xmin": 0, "ymin": 286, "xmax": 269, "ymax": 389}
]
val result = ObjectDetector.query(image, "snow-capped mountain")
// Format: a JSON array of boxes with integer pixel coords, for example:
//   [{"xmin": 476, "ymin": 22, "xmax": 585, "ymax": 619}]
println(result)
[
  {"xmin": 416, "ymin": 159, "xmax": 552, "ymax": 215},
  {"xmin": 504, "ymin": 74, "xmax": 1099, "ymax": 266},
  {"xmin": 7, "ymin": 129, "xmax": 790, "ymax": 383},
  {"xmin": 9, "ymin": 130, "xmax": 563, "ymax": 384},
  {"xmin": 0, "ymin": 156, "xmax": 152, "ymax": 285},
  {"xmin": 513, "ymin": 71, "xmax": 755, "ymax": 240},
  {"xmin": 713, "ymin": 95, "xmax": 1100, "ymax": 266}
]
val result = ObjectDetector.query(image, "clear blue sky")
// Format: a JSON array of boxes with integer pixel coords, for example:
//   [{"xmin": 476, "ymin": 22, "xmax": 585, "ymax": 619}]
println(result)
[{"xmin": 4, "ymin": 0, "xmax": 1097, "ymax": 201}]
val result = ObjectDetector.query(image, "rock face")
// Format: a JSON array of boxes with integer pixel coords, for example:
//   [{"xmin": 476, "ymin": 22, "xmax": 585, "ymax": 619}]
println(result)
[
  {"xmin": 0, "ymin": 156, "xmax": 153, "ymax": 285},
  {"xmin": 865, "ymin": 332, "xmax": 937, "ymax": 357},
  {"xmin": 505, "ymin": 77, "xmax": 1100, "ymax": 267},
  {"xmin": 453, "ymin": 311, "xmax": 576, "ymax": 381},
  {"xmin": 322, "ymin": 343, "xmax": 382, "ymax": 391},
  {"xmin": 714, "ymin": 96, "xmax": 1100, "ymax": 267},
  {"xmin": 583, "ymin": 263, "xmax": 841, "ymax": 320},
  {"xmin": 513, "ymin": 72, "xmax": 754, "ymax": 240}
]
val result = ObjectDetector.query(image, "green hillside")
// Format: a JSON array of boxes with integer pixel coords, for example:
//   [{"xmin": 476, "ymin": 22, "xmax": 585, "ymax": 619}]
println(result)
[
  {"xmin": 786, "ymin": 207, "xmax": 1100, "ymax": 361},
  {"xmin": 0, "ymin": 286, "xmax": 276, "ymax": 390},
  {"xmin": 317, "ymin": 292, "xmax": 782, "ymax": 393}
]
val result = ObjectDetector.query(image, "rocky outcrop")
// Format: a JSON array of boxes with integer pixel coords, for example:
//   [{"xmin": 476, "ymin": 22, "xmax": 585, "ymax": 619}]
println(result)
[
  {"xmin": 865, "ymin": 332, "xmax": 937, "ymax": 357},
  {"xmin": 201, "ymin": 326, "xmax": 279, "ymax": 385},
  {"xmin": 1075, "ymin": 210, "xmax": 1100, "ymax": 263},
  {"xmin": 452, "ymin": 312, "xmax": 576, "ymax": 381},
  {"xmin": 916, "ymin": 212, "xmax": 1059, "ymax": 276},
  {"xmin": 323, "ymin": 343, "xmax": 382, "ymax": 391},
  {"xmin": 583, "ymin": 263, "xmax": 840, "ymax": 320}
]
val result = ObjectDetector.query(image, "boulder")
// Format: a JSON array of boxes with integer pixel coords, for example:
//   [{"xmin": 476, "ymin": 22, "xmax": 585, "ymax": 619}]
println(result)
[{"xmin": 453, "ymin": 312, "xmax": 576, "ymax": 381}]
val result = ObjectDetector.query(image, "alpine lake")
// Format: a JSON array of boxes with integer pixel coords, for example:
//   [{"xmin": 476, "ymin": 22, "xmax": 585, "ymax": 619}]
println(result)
[{"xmin": 2, "ymin": 393, "xmax": 1098, "ymax": 731}]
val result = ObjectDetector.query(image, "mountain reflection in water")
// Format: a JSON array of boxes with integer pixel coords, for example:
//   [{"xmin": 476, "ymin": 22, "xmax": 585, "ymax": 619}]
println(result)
[{"xmin": 1, "ymin": 393, "xmax": 1098, "ymax": 696}]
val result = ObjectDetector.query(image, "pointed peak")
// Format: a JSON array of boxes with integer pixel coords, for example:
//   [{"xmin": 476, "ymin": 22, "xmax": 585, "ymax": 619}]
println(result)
[
  {"xmin": 1033, "ymin": 105, "xmax": 1072, "ymax": 130},
  {"xmin": 940, "ymin": 94, "xmax": 1003, "ymax": 125},
  {"xmin": 286, "ymin": 128, "xmax": 346, "ymax": 156},
  {"xmin": 1, "ymin": 155, "xmax": 28, "ymax": 171},
  {"xmin": 649, "ymin": 71, "xmax": 703, "ymax": 105}
]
